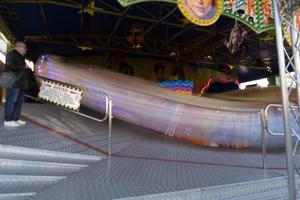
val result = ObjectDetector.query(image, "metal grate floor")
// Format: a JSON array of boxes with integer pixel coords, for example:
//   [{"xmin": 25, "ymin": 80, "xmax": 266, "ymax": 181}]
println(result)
[{"xmin": 0, "ymin": 103, "xmax": 299, "ymax": 199}]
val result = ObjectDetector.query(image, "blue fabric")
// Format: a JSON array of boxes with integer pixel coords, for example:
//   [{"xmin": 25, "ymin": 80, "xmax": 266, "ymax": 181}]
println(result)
[{"xmin": 4, "ymin": 88, "xmax": 24, "ymax": 121}]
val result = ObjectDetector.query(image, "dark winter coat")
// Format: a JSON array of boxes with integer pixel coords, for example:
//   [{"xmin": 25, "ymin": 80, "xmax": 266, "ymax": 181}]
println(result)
[{"xmin": 5, "ymin": 49, "xmax": 36, "ymax": 90}]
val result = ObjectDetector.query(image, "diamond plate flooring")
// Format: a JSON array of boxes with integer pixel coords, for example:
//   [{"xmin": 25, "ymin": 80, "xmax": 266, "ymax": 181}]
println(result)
[{"xmin": 0, "ymin": 103, "xmax": 300, "ymax": 199}]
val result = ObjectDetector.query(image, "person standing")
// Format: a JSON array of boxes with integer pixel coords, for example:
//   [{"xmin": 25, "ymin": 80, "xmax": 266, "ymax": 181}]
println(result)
[{"xmin": 4, "ymin": 41, "xmax": 28, "ymax": 127}]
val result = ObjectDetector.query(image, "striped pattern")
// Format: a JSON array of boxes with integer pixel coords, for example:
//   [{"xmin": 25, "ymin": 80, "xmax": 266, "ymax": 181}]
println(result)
[{"xmin": 38, "ymin": 79, "xmax": 83, "ymax": 111}]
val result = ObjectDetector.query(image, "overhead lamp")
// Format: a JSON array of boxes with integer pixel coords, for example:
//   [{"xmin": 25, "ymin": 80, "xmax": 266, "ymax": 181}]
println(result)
[{"xmin": 77, "ymin": 45, "xmax": 92, "ymax": 51}]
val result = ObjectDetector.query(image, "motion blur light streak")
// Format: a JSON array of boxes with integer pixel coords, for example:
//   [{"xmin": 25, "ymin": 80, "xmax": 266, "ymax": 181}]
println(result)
[
  {"xmin": 239, "ymin": 78, "xmax": 269, "ymax": 90},
  {"xmin": 35, "ymin": 55, "xmax": 295, "ymax": 148}
]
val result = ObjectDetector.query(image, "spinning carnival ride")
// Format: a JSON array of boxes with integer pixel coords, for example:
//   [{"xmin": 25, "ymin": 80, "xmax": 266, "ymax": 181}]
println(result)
[{"xmin": 35, "ymin": 55, "xmax": 293, "ymax": 149}]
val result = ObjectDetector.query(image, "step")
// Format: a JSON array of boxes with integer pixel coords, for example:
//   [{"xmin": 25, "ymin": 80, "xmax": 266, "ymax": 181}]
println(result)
[
  {"xmin": 0, "ymin": 145, "xmax": 103, "ymax": 164},
  {"xmin": 0, "ymin": 175, "xmax": 65, "ymax": 193},
  {"xmin": 0, "ymin": 193, "xmax": 36, "ymax": 200},
  {"xmin": 0, "ymin": 159, "xmax": 87, "ymax": 176}
]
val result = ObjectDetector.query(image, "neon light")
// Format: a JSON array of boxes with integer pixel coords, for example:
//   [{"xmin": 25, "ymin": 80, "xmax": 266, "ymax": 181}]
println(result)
[
  {"xmin": 201, "ymin": 78, "xmax": 213, "ymax": 95},
  {"xmin": 159, "ymin": 80, "xmax": 193, "ymax": 95}
]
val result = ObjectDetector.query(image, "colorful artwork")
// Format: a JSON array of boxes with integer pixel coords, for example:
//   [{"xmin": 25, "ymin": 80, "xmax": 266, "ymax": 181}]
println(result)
[
  {"xmin": 222, "ymin": 0, "xmax": 274, "ymax": 33},
  {"xmin": 178, "ymin": 0, "xmax": 224, "ymax": 26},
  {"xmin": 117, "ymin": 0, "xmax": 284, "ymax": 34},
  {"xmin": 225, "ymin": 23, "xmax": 247, "ymax": 54}
]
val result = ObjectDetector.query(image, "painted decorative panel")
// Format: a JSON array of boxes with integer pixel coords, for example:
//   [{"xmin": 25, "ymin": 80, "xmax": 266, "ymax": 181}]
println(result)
[{"xmin": 117, "ymin": 0, "xmax": 276, "ymax": 33}]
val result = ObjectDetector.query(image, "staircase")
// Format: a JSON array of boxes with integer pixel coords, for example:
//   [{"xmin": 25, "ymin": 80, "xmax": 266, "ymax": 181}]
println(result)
[{"xmin": 0, "ymin": 145, "xmax": 103, "ymax": 200}]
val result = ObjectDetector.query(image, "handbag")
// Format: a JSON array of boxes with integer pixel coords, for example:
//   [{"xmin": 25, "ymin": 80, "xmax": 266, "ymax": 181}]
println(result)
[{"xmin": 0, "ymin": 71, "xmax": 17, "ymax": 89}]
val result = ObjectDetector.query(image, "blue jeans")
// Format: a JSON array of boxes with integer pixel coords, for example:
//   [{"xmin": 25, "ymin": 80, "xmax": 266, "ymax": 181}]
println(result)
[{"xmin": 4, "ymin": 88, "xmax": 24, "ymax": 121}]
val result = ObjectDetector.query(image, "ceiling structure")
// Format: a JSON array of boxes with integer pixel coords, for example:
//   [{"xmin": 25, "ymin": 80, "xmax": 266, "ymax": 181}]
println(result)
[{"xmin": 0, "ymin": 0, "xmax": 278, "ymax": 81}]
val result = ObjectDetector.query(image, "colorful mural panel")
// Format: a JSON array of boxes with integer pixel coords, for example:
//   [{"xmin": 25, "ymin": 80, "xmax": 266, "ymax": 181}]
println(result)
[
  {"xmin": 223, "ymin": 0, "xmax": 274, "ymax": 33},
  {"xmin": 117, "ymin": 0, "xmax": 276, "ymax": 33}
]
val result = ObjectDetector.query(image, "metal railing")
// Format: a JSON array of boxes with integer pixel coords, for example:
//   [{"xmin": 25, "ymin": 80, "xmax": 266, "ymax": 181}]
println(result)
[
  {"xmin": 260, "ymin": 104, "xmax": 300, "ymax": 169},
  {"xmin": 272, "ymin": 0, "xmax": 299, "ymax": 198},
  {"xmin": 26, "ymin": 76, "xmax": 113, "ymax": 156},
  {"xmin": 264, "ymin": 104, "xmax": 300, "ymax": 137},
  {"xmin": 259, "ymin": 110, "xmax": 267, "ymax": 169}
]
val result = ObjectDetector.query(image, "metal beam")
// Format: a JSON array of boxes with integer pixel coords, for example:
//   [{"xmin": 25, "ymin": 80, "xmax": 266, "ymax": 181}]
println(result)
[
  {"xmin": 179, "ymin": 33, "xmax": 215, "ymax": 56},
  {"xmin": 96, "ymin": 0, "xmax": 121, "ymax": 12},
  {"xmin": 158, "ymin": 25, "xmax": 194, "ymax": 53},
  {"xmin": 27, "ymin": 37, "xmax": 176, "ymax": 59},
  {"xmin": 79, "ymin": 0, "xmax": 85, "ymax": 33},
  {"xmin": 27, "ymin": 33, "xmax": 180, "ymax": 55},
  {"xmin": 144, "ymin": 6, "xmax": 177, "ymax": 36},
  {"xmin": 0, "ymin": 6, "xmax": 18, "ymax": 20},
  {"xmin": 0, "ymin": 0, "xmax": 81, "ymax": 8},
  {"xmin": 107, "ymin": 6, "xmax": 130, "ymax": 47},
  {"xmin": 160, "ymin": 4, "xmax": 181, "ymax": 22},
  {"xmin": 0, "ymin": 0, "xmax": 213, "ymax": 33},
  {"xmin": 180, "ymin": 26, "xmax": 232, "ymax": 56},
  {"xmin": 27, "ymin": 34, "xmax": 179, "ymax": 44},
  {"xmin": 134, "ymin": 4, "xmax": 157, "ymax": 20},
  {"xmin": 185, "ymin": 39, "xmax": 225, "ymax": 62},
  {"xmin": 39, "ymin": 3, "xmax": 50, "ymax": 40}
]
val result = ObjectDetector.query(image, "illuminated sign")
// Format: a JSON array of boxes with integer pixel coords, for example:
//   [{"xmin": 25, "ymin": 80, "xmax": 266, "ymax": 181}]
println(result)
[
  {"xmin": 178, "ymin": 0, "xmax": 224, "ymax": 26},
  {"xmin": 38, "ymin": 79, "xmax": 83, "ymax": 111}
]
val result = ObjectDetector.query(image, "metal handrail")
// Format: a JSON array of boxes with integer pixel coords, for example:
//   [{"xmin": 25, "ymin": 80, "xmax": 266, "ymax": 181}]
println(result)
[
  {"xmin": 264, "ymin": 104, "xmax": 298, "ymax": 136},
  {"xmin": 261, "ymin": 103, "xmax": 300, "ymax": 169},
  {"xmin": 36, "ymin": 76, "xmax": 110, "ymax": 122},
  {"xmin": 27, "ymin": 76, "xmax": 113, "ymax": 156},
  {"xmin": 259, "ymin": 110, "xmax": 267, "ymax": 169}
]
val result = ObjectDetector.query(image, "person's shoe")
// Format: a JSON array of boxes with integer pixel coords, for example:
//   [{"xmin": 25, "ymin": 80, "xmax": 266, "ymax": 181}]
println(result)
[
  {"xmin": 15, "ymin": 120, "xmax": 26, "ymax": 125},
  {"xmin": 4, "ymin": 121, "xmax": 21, "ymax": 127}
]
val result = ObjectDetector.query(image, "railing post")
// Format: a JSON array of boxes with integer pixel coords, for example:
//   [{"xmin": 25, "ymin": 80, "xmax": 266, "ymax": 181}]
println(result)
[
  {"xmin": 272, "ymin": 0, "xmax": 296, "ymax": 198},
  {"xmin": 260, "ymin": 110, "xmax": 267, "ymax": 169},
  {"xmin": 108, "ymin": 100, "xmax": 113, "ymax": 157}
]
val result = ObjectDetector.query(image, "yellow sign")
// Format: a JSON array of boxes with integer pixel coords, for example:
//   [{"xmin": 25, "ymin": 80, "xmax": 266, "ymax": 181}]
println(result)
[
  {"xmin": 178, "ymin": 0, "xmax": 224, "ymax": 26},
  {"xmin": 38, "ymin": 79, "xmax": 83, "ymax": 111}
]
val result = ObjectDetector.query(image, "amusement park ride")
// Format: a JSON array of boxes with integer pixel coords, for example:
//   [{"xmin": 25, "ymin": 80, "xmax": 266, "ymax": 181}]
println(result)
[{"xmin": 1, "ymin": 0, "xmax": 300, "ymax": 198}]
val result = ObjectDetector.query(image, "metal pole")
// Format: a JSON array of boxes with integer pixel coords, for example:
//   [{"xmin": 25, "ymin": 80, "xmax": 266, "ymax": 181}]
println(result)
[
  {"xmin": 272, "ymin": 0, "xmax": 296, "ymax": 199},
  {"xmin": 260, "ymin": 110, "xmax": 267, "ymax": 169},
  {"xmin": 108, "ymin": 100, "xmax": 113, "ymax": 157},
  {"xmin": 289, "ymin": 0, "xmax": 300, "ymax": 159},
  {"xmin": 289, "ymin": 0, "xmax": 300, "ymax": 107}
]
